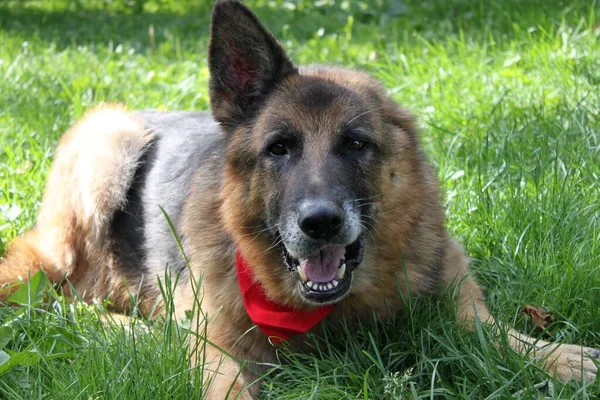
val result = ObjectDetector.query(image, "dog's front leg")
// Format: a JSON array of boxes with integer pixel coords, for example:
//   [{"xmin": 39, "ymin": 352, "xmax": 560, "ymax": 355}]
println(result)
[
  {"xmin": 442, "ymin": 239, "xmax": 599, "ymax": 382},
  {"xmin": 184, "ymin": 318, "xmax": 257, "ymax": 400},
  {"xmin": 199, "ymin": 344, "xmax": 256, "ymax": 400},
  {"xmin": 175, "ymin": 286, "xmax": 258, "ymax": 399}
]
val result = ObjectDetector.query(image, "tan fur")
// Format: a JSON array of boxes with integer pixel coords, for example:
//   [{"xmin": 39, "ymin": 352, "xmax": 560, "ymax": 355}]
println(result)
[
  {"xmin": 1, "ymin": 105, "xmax": 154, "ymax": 311},
  {"xmin": 178, "ymin": 69, "xmax": 598, "ymax": 397},
  {"xmin": 2, "ymin": 92, "xmax": 597, "ymax": 399},
  {"xmin": 1, "ymin": 9, "xmax": 598, "ymax": 400},
  {"xmin": 0, "ymin": 232, "xmax": 63, "ymax": 296},
  {"xmin": 2, "ymin": 101, "xmax": 598, "ymax": 398}
]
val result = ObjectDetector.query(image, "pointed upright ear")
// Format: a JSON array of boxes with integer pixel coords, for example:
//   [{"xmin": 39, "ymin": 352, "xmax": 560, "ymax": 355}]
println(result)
[{"xmin": 208, "ymin": 0, "xmax": 297, "ymax": 128}]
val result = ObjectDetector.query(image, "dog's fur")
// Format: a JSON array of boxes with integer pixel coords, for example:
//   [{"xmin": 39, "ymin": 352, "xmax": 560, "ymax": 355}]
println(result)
[{"xmin": 1, "ymin": 1, "xmax": 598, "ymax": 398}]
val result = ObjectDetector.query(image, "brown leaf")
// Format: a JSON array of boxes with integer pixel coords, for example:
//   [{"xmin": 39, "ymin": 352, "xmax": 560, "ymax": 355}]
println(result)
[{"xmin": 520, "ymin": 305, "xmax": 556, "ymax": 334}]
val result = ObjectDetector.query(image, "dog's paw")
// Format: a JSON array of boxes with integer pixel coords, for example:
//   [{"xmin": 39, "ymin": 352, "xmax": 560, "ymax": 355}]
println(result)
[{"xmin": 539, "ymin": 343, "xmax": 599, "ymax": 383}]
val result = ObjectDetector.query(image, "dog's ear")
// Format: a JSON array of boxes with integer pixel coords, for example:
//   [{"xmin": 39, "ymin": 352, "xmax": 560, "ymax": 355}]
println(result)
[{"xmin": 209, "ymin": 0, "xmax": 297, "ymax": 128}]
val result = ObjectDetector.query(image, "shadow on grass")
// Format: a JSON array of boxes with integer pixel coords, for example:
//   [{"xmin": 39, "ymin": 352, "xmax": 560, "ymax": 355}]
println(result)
[{"xmin": 0, "ymin": 0, "xmax": 596, "ymax": 58}]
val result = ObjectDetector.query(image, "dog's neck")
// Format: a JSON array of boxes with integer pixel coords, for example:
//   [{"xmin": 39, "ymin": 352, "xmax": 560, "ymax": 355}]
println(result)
[{"xmin": 235, "ymin": 250, "xmax": 335, "ymax": 342}]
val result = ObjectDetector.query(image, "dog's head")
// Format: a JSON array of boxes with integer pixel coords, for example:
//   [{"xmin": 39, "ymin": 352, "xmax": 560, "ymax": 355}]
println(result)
[{"xmin": 211, "ymin": 0, "xmax": 423, "ymax": 307}]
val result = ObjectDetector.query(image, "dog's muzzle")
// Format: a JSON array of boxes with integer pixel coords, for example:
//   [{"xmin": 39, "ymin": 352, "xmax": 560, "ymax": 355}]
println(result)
[{"xmin": 281, "ymin": 236, "xmax": 364, "ymax": 304}]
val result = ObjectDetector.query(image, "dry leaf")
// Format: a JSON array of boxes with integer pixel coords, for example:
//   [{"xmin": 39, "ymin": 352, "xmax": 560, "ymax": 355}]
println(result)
[{"xmin": 520, "ymin": 305, "xmax": 556, "ymax": 334}]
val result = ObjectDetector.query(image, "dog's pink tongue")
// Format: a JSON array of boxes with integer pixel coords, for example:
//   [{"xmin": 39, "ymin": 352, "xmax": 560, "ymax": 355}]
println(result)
[{"xmin": 300, "ymin": 246, "xmax": 345, "ymax": 283}]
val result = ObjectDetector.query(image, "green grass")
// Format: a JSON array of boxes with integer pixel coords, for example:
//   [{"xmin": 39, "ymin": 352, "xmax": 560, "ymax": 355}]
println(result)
[{"xmin": 1, "ymin": 0, "xmax": 600, "ymax": 398}]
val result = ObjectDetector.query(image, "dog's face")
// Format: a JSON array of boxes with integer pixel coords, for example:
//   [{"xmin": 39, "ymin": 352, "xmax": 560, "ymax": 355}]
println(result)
[
  {"xmin": 252, "ymin": 73, "xmax": 387, "ymax": 304},
  {"xmin": 210, "ymin": 1, "xmax": 417, "ymax": 306}
]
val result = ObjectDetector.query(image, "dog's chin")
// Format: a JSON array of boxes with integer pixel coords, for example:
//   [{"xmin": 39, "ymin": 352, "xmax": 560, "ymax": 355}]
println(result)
[{"xmin": 280, "ymin": 236, "xmax": 364, "ymax": 305}]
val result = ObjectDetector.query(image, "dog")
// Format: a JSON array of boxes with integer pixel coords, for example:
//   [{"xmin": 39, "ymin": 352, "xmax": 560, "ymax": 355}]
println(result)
[{"xmin": 1, "ymin": 0, "xmax": 598, "ymax": 398}]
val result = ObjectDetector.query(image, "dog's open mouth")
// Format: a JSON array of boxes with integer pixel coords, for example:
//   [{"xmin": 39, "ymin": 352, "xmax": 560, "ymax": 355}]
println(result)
[{"xmin": 282, "ymin": 237, "xmax": 364, "ymax": 304}]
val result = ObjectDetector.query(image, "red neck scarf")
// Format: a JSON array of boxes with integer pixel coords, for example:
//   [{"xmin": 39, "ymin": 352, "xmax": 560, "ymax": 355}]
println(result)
[{"xmin": 236, "ymin": 250, "xmax": 335, "ymax": 342}]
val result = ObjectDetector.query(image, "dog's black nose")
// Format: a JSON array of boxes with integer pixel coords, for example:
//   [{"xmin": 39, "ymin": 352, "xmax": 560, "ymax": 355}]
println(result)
[{"xmin": 298, "ymin": 200, "xmax": 344, "ymax": 240}]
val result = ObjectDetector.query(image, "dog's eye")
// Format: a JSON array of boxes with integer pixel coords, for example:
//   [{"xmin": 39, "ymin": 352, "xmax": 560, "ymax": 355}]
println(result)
[
  {"xmin": 268, "ymin": 142, "xmax": 288, "ymax": 156},
  {"xmin": 347, "ymin": 139, "xmax": 368, "ymax": 151}
]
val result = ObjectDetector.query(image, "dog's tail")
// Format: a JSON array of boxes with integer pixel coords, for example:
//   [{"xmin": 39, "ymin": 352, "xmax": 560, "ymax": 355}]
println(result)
[{"xmin": 0, "ymin": 232, "xmax": 63, "ymax": 300}]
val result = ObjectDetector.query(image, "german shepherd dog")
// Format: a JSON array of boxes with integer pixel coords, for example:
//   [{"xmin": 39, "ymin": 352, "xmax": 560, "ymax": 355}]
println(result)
[{"xmin": 1, "ymin": 0, "xmax": 598, "ymax": 398}]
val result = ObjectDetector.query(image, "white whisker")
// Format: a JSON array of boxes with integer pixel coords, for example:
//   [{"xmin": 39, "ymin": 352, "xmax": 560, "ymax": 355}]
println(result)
[{"xmin": 344, "ymin": 107, "xmax": 384, "ymax": 128}]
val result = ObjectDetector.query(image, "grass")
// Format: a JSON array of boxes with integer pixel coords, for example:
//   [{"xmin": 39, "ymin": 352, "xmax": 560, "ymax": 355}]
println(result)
[{"xmin": 1, "ymin": 0, "xmax": 600, "ymax": 398}]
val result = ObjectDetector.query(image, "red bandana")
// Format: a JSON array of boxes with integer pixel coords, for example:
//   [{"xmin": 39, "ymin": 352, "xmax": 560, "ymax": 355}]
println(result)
[{"xmin": 236, "ymin": 250, "xmax": 335, "ymax": 342}]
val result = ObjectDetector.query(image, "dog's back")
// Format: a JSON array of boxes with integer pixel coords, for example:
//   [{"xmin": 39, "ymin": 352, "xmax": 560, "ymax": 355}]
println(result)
[{"xmin": 110, "ymin": 111, "xmax": 224, "ymax": 283}]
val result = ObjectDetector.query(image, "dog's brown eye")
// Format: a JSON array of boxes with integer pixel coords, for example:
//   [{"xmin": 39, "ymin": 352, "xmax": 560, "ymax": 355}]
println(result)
[
  {"xmin": 348, "ymin": 139, "xmax": 367, "ymax": 151},
  {"xmin": 268, "ymin": 142, "xmax": 288, "ymax": 156}
]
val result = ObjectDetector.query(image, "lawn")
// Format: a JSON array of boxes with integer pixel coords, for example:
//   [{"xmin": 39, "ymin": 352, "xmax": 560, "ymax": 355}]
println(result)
[{"xmin": 1, "ymin": 0, "xmax": 600, "ymax": 398}]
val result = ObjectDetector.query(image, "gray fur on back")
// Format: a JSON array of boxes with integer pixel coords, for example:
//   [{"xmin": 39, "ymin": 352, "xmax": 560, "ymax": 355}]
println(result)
[{"xmin": 110, "ymin": 111, "xmax": 224, "ymax": 279}]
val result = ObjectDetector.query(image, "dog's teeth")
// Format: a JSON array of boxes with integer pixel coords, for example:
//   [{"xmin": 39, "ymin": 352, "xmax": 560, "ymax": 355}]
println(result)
[
  {"xmin": 337, "ymin": 263, "xmax": 346, "ymax": 279},
  {"xmin": 297, "ymin": 266, "xmax": 308, "ymax": 282},
  {"xmin": 307, "ymin": 280, "xmax": 338, "ymax": 291}
]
